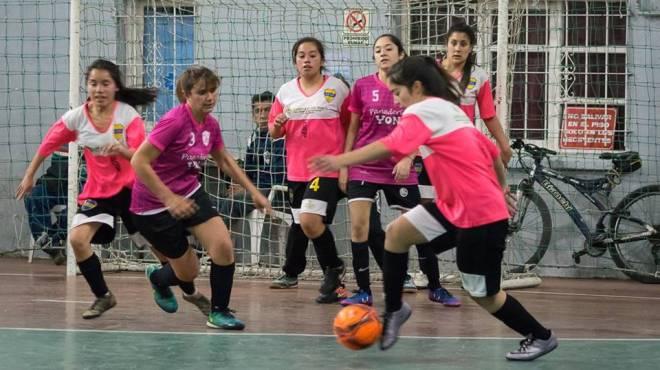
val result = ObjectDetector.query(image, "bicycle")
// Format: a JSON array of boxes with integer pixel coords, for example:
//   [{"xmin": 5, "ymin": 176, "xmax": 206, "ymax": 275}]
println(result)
[{"xmin": 506, "ymin": 139, "xmax": 660, "ymax": 283}]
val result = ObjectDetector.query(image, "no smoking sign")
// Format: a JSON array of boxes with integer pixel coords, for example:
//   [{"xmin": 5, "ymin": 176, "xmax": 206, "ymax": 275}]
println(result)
[{"xmin": 342, "ymin": 8, "xmax": 370, "ymax": 46}]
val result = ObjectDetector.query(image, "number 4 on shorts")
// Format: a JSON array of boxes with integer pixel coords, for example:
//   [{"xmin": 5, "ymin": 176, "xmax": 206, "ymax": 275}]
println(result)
[{"xmin": 309, "ymin": 177, "xmax": 320, "ymax": 192}]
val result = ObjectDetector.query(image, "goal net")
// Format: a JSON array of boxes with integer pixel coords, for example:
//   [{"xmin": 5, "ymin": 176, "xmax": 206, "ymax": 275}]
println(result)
[{"xmin": 4, "ymin": 0, "xmax": 659, "ymax": 288}]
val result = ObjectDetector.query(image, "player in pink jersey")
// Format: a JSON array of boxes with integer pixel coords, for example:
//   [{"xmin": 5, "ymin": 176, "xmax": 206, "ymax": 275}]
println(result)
[
  {"xmin": 340, "ymin": 34, "xmax": 459, "ymax": 308},
  {"xmin": 269, "ymin": 37, "xmax": 350, "ymax": 303},
  {"xmin": 441, "ymin": 21, "xmax": 512, "ymax": 164},
  {"xmin": 15, "ymin": 59, "xmax": 159, "ymax": 319},
  {"xmin": 131, "ymin": 66, "xmax": 270, "ymax": 330},
  {"xmin": 310, "ymin": 56, "xmax": 557, "ymax": 361}
]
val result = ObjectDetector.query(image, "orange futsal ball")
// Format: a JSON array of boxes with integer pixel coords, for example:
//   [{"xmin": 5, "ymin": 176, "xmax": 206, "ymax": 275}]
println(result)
[{"xmin": 333, "ymin": 304, "xmax": 382, "ymax": 350}]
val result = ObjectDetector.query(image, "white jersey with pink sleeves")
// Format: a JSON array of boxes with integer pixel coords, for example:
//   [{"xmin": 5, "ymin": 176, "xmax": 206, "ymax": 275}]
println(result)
[
  {"xmin": 37, "ymin": 101, "xmax": 145, "ymax": 203},
  {"xmin": 379, "ymin": 97, "xmax": 509, "ymax": 228},
  {"xmin": 268, "ymin": 75, "xmax": 349, "ymax": 182},
  {"xmin": 348, "ymin": 73, "xmax": 416, "ymax": 185},
  {"xmin": 130, "ymin": 104, "xmax": 224, "ymax": 214},
  {"xmin": 451, "ymin": 65, "xmax": 496, "ymax": 123}
]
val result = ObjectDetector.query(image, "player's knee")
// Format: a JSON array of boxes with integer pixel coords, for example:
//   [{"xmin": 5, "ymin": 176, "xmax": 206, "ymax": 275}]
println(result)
[
  {"xmin": 68, "ymin": 232, "xmax": 87, "ymax": 252},
  {"xmin": 351, "ymin": 223, "xmax": 369, "ymax": 242},
  {"xmin": 206, "ymin": 237, "xmax": 234, "ymax": 265},
  {"xmin": 173, "ymin": 263, "xmax": 198, "ymax": 282},
  {"xmin": 384, "ymin": 219, "xmax": 405, "ymax": 241},
  {"xmin": 299, "ymin": 214, "xmax": 324, "ymax": 238}
]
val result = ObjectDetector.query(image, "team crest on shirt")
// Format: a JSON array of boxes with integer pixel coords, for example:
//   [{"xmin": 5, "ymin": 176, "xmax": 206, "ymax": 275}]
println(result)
[
  {"xmin": 112, "ymin": 123, "xmax": 125, "ymax": 142},
  {"xmin": 466, "ymin": 77, "xmax": 478, "ymax": 90},
  {"xmin": 399, "ymin": 187, "xmax": 409, "ymax": 198},
  {"xmin": 202, "ymin": 131, "xmax": 210, "ymax": 146},
  {"xmin": 80, "ymin": 199, "xmax": 98, "ymax": 211},
  {"xmin": 324, "ymin": 88, "xmax": 337, "ymax": 103}
]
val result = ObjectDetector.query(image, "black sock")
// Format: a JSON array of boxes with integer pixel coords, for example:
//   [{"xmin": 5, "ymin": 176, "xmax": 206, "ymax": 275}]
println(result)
[
  {"xmin": 383, "ymin": 250, "xmax": 408, "ymax": 313},
  {"xmin": 160, "ymin": 258, "xmax": 197, "ymax": 295},
  {"xmin": 179, "ymin": 281, "xmax": 196, "ymax": 295},
  {"xmin": 311, "ymin": 227, "xmax": 342, "ymax": 270},
  {"xmin": 77, "ymin": 253, "xmax": 109, "ymax": 298},
  {"xmin": 351, "ymin": 241, "xmax": 371, "ymax": 293},
  {"xmin": 210, "ymin": 262, "xmax": 235, "ymax": 313},
  {"xmin": 282, "ymin": 224, "xmax": 310, "ymax": 276},
  {"xmin": 149, "ymin": 263, "xmax": 181, "ymax": 298},
  {"xmin": 367, "ymin": 212, "xmax": 385, "ymax": 269},
  {"xmin": 492, "ymin": 294, "xmax": 551, "ymax": 340},
  {"xmin": 416, "ymin": 243, "xmax": 441, "ymax": 290}
]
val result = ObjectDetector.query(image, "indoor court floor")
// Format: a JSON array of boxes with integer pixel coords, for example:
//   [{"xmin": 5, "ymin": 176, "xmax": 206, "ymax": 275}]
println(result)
[{"xmin": 1, "ymin": 257, "xmax": 659, "ymax": 369}]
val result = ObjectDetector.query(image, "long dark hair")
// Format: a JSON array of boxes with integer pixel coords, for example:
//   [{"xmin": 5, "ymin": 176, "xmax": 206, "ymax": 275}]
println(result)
[
  {"xmin": 387, "ymin": 56, "xmax": 462, "ymax": 106},
  {"xmin": 291, "ymin": 36, "xmax": 326, "ymax": 74},
  {"xmin": 175, "ymin": 65, "xmax": 221, "ymax": 103},
  {"xmin": 85, "ymin": 59, "xmax": 157, "ymax": 108},
  {"xmin": 445, "ymin": 22, "xmax": 477, "ymax": 92}
]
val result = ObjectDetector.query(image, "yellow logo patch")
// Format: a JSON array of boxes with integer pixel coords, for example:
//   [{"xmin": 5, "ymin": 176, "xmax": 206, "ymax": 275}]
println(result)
[
  {"xmin": 113, "ymin": 123, "xmax": 125, "ymax": 141},
  {"xmin": 324, "ymin": 88, "xmax": 337, "ymax": 103},
  {"xmin": 80, "ymin": 199, "xmax": 98, "ymax": 211},
  {"xmin": 466, "ymin": 77, "xmax": 478, "ymax": 90}
]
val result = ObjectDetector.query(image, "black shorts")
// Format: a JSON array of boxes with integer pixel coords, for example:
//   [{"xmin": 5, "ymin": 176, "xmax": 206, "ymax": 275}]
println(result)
[
  {"xmin": 132, "ymin": 188, "xmax": 219, "ymax": 259},
  {"xmin": 347, "ymin": 180, "xmax": 420, "ymax": 210},
  {"xmin": 403, "ymin": 202, "xmax": 508, "ymax": 297},
  {"xmin": 413, "ymin": 157, "xmax": 435, "ymax": 200},
  {"xmin": 288, "ymin": 177, "xmax": 343, "ymax": 225},
  {"xmin": 72, "ymin": 187, "xmax": 138, "ymax": 244}
]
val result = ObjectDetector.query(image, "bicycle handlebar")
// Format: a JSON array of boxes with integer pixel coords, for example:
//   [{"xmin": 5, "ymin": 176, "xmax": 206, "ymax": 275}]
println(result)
[{"xmin": 512, "ymin": 139, "xmax": 557, "ymax": 163}]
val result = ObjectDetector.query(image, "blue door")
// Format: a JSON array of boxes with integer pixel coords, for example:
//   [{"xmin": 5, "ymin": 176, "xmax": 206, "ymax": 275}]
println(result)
[{"xmin": 143, "ymin": 7, "xmax": 194, "ymax": 121}]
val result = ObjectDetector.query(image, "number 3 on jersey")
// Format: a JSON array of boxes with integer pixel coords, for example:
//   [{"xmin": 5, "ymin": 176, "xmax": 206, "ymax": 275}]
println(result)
[{"xmin": 309, "ymin": 177, "xmax": 321, "ymax": 192}]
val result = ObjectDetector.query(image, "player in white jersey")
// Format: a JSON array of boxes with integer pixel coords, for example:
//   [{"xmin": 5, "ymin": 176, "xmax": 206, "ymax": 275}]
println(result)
[
  {"xmin": 311, "ymin": 56, "xmax": 557, "ymax": 361},
  {"xmin": 15, "ymin": 59, "xmax": 159, "ymax": 319},
  {"xmin": 440, "ymin": 21, "xmax": 511, "ymax": 164},
  {"xmin": 269, "ymin": 37, "xmax": 350, "ymax": 303}
]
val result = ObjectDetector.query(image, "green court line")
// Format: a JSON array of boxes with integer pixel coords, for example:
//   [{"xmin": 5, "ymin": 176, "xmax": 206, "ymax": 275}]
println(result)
[{"xmin": 1, "ymin": 328, "xmax": 658, "ymax": 370}]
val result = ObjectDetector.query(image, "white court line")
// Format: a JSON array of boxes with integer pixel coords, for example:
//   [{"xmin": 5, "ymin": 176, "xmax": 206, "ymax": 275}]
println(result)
[
  {"xmin": 4, "ymin": 272, "xmax": 660, "ymax": 301},
  {"xmin": 0, "ymin": 327, "xmax": 659, "ymax": 342},
  {"xmin": 33, "ymin": 299, "xmax": 91, "ymax": 304}
]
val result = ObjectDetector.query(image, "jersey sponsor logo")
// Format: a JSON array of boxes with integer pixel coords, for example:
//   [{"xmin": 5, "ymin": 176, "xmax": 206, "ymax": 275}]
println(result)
[
  {"xmin": 112, "ymin": 123, "xmax": 125, "ymax": 142},
  {"xmin": 399, "ymin": 187, "xmax": 409, "ymax": 198},
  {"xmin": 466, "ymin": 77, "xmax": 478, "ymax": 90},
  {"xmin": 323, "ymin": 88, "xmax": 337, "ymax": 103},
  {"xmin": 188, "ymin": 132, "xmax": 196, "ymax": 147},
  {"xmin": 202, "ymin": 131, "xmax": 210, "ymax": 146},
  {"xmin": 80, "ymin": 199, "xmax": 98, "ymax": 211}
]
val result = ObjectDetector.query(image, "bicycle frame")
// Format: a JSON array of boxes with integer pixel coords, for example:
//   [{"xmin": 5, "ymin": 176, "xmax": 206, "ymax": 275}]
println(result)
[
  {"xmin": 517, "ymin": 163, "xmax": 607, "ymax": 247},
  {"xmin": 517, "ymin": 159, "xmax": 656, "ymax": 248}
]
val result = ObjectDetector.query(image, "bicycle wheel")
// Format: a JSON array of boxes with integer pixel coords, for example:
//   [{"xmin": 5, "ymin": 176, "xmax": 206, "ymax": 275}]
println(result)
[
  {"xmin": 505, "ymin": 184, "xmax": 552, "ymax": 273},
  {"xmin": 609, "ymin": 184, "xmax": 660, "ymax": 283}
]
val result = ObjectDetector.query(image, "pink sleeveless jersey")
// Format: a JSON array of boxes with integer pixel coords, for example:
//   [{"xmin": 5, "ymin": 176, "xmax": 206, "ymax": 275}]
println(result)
[
  {"xmin": 268, "ymin": 75, "xmax": 350, "ymax": 181},
  {"xmin": 348, "ymin": 73, "xmax": 416, "ymax": 185},
  {"xmin": 380, "ymin": 97, "xmax": 509, "ymax": 228},
  {"xmin": 37, "ymin": 101, "xmax": 145, "ymax": 203}
]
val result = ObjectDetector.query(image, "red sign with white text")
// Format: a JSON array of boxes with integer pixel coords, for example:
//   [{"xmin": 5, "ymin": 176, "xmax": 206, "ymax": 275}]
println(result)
[{"xmin": 559, "ymin": 106, "xmax": 617, "ymax": 150}]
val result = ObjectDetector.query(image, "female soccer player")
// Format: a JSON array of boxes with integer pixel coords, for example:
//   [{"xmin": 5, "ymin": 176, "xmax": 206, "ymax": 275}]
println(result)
[
  {"xmin": 130, "ymin": 65, "xmax": 270, "ymax": 330},
  {"xmin": 441, "ymin": 22, "xmax": 512, "ymax": 164},
  {"xmin": 268, "ymin": 37, "xmax": 350, "ymax": 303},
  {"xmin": 15, "ymin": 59, "xmax": 157, "ymax": 319},
  {"xmin": 340, "ymin": 34, "xmax": 459, "ymax": 307},
  {"xmin": 310, "ymin": 56, "xmax": 557, "ymax": 361}
]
